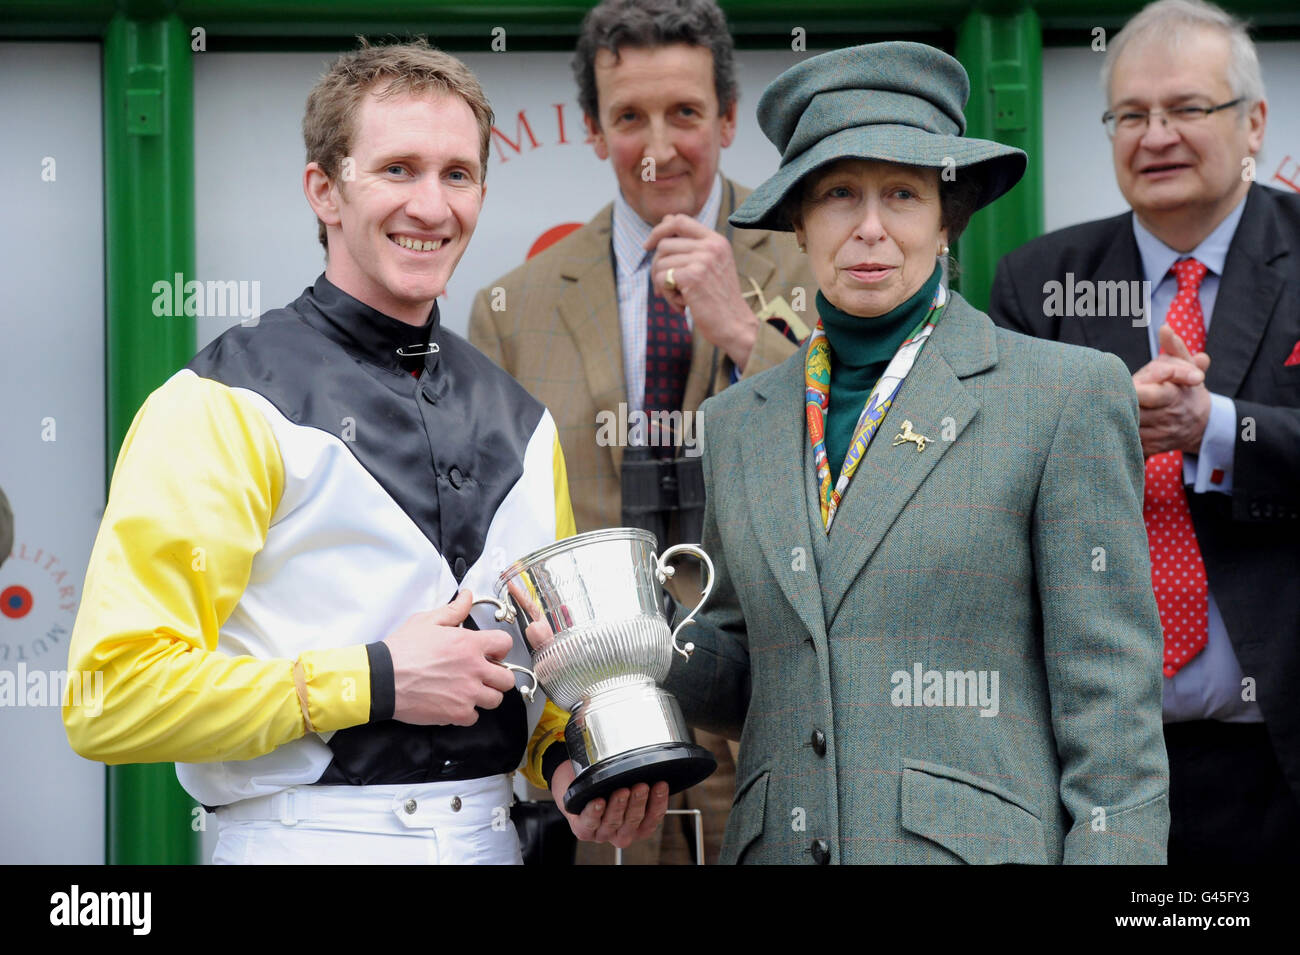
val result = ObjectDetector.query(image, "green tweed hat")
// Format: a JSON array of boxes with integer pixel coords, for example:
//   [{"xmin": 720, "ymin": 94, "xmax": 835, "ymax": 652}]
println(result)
[{"xmin": 730, "ymin": 41, "xmax": 1027, "ymax": 232}]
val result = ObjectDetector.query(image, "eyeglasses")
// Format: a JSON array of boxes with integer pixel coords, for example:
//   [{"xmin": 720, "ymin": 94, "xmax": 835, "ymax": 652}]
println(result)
[{"xmin": 1102, "ymin": 99, "xmax": 1244, "ymax": 138}]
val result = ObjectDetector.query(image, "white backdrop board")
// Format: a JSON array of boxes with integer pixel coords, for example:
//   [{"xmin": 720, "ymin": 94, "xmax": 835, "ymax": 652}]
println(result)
[{"xmin": 0, "ymin": 42, "xmax": 107, "ymax": 864}]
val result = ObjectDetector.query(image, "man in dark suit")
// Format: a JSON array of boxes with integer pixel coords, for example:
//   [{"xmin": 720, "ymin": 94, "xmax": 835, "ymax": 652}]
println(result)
[{"xmin": 989, "ymin": 0, "xmax": 1300, "ymax": 863}]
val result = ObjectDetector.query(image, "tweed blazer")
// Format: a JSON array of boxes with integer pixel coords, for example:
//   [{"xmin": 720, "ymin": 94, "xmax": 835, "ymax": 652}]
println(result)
[
  {"xmin": 664, "ymin": 290, "xmax": 1171, "ymax": 864},
  {"xmin": 468, "ymin": 178, "xmax": 815, "ymax": 538}
]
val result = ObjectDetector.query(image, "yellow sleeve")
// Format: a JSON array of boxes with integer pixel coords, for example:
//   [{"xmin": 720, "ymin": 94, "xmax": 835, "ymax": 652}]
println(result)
[
  {"xmin": 519, "ymin": 431, "xmax": 577, "ymax": 789},
  {"xmin": 63, "ymin": 371, "xmax": 372, "ymax": 765},
  {"xmin": 551, "ymin": 428, "xmax": 577, "ymax": 541}
]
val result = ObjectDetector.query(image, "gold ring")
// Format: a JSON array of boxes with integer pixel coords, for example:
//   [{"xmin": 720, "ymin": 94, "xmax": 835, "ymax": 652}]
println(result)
[{"xmin": 665, "ymin": 268, "xmax": 676, "ymax": 291}]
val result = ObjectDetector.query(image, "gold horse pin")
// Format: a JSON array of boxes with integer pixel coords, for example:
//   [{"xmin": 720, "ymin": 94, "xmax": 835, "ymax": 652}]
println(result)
[{"xmin": 891, "ymin": 419, "xmax": 930, "ymax": 452}]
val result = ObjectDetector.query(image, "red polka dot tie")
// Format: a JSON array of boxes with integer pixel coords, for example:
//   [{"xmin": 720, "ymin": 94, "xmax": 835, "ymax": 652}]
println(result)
[
  {"xmin": 1145, "ymin": 257, "xmax": 1209, "ymax": 678},
  {"xmin": 644, "ymin": 284, "xmax": 692, "ymax": 458}
]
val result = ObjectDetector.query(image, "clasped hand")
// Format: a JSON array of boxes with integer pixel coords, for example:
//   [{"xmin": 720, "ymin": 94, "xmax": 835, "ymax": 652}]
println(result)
[{"xmin": 1133, "ymin": 324, "xmax": 1213, "ymax": 457}]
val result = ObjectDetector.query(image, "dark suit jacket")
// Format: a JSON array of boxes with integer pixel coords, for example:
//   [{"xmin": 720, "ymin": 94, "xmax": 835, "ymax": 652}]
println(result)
[{"xmin": 988, "ymin": 182, "xmax": 1300, "ymax": 802}]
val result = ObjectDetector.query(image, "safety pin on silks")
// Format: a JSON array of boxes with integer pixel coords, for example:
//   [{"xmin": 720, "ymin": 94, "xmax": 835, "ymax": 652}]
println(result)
[{"xmin": 395, "ymin": 342, "xmax": 440, "ymax": 357}]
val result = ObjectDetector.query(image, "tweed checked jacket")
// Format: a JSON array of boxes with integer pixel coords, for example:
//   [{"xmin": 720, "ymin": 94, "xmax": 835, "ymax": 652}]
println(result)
[
  {"xmin": 664, "ymin": 290, "xmax": 1171, "ymax": 864},
  {"xmin": 468, "ymin": 178, "xmax": 814, "ymax": 538}
]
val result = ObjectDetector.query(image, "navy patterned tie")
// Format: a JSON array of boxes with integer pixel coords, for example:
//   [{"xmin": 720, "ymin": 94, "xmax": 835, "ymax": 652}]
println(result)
[{"xmin": 643, "ymin": 284, "xmax": 693, "ymax": 458}]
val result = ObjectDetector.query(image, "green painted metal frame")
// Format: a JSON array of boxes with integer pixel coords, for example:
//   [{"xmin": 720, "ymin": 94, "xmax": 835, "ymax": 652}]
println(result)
[
  {"xmin": 101, "ymin": 12, "xmax": 198, "ymax": 865},
  {"xmin": 5, "ymin": 1, "xmax": 1299, "ymax": 35},
  {"xmin": 2, "ymin": 0, "xmax": 1295, "ymax": 863},
  {"xmin": 956, "ymin": 9, "xmax": 1043, "ymax": 311}
]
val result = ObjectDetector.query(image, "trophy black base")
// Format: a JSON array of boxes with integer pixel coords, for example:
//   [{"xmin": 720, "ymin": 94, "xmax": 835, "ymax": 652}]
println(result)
[{"xmin": 562, "ymin": 741, "xmax": 717, "ymax": 815}]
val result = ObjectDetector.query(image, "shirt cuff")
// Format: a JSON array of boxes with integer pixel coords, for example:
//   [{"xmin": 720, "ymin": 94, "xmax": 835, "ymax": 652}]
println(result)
[
  {"xmin": 365, "ymin": 641, "xmax": 396, "ymax": 722},
  {"xmin": 541, "ymin": 741, "xmax": 569, "ymax": 790},
  {"xmin": 1184, "ymin": 393, "xmax": 1235, "ymax": 494}
]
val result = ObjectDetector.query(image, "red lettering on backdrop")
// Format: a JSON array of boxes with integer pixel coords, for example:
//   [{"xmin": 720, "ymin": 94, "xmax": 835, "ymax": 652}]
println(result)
[
  {"xmin": 553, "ymin": 103, "xmax": 568, "ymax": 144},
  {"xmin": 488, "ymin": 103, "xmax": 602, "ymax": 162},
  {"xmin": 490, "ymin": 110, "xmax": 542, "ymax": 162},
  {"xmin": 1273, "ymin": 155, "xmax": 1300, "ymax": 194},
  {"xmin": 482, "ymin": 104, "xmax": 590, "ymax": 255}
]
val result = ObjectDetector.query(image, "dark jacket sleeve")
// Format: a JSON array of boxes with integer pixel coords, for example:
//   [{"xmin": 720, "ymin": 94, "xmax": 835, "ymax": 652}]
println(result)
[
  {"xmin": 663, "ymin": 402, "xmax": 751, "ymax": 740},
  {"xmin": 988, "ymin": 249, "xmax": 1035, "ymax": 337}
]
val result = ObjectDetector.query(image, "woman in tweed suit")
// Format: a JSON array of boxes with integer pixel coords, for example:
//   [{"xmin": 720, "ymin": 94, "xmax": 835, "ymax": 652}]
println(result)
[{"xmin": 661, "ymin": 41, "xmax": 1170, "ymax": 864}]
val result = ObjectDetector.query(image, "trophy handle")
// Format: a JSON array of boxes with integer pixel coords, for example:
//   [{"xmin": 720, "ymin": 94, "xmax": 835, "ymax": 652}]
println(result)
[
  {"xmin": 470, "ymin": 596, "xmax": 537, "ymax": 703},
  {"xmin": 471, "ymin": 595, "xmax": 516, "ymax": 625},
  {"xmin": 655, "ymin": 544, "xmax": 715, "ymax": 661}
]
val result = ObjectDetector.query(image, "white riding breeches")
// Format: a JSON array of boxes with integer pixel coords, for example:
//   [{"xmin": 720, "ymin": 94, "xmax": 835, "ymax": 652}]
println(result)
[{"xmin": 210, "ymin": 774, "xmax": 521, "ymax": 865}]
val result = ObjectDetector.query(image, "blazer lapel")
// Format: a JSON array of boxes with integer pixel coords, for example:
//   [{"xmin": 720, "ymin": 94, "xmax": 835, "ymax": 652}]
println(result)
[
  {"xmin": 683, "ymin": 178, "xmax": 777, "ymax": 412},
  {"xmin": 554, "ymin": 205, "xmax": 628, "ymax": 473},
  {"xmin": 1077, "ymin": 213, "xmax": 1152, "ymax": 375},
  {"xmin": 1206, "ymin": 184, "xmax": 1287, "ymax": 398},
  {"xmin": 740, "ymin": 346, "xmax": 828, "ymax": 647},
  {"xmin": 820, "ymin": 296, "xmax": 995, "ymax": 622},
  {"xmin": 728, "ymin": 179, "xmax": 778, "ymax": 310}
]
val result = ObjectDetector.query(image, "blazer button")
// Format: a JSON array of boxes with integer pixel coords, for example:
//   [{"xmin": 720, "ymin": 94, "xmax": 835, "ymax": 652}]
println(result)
[
  {"xmin": 810, "ymin": 728, "xmax": 827, "ymax": 757},
  {"xmin": 810, "ymin": 838, "xmax": 830, "ymax": 865},
  {"xmin": 454, "ymin": 556, "xmax": 467, "ymax": 579},
  {"xmin": 449, "ymin": 466, "xmax": 464, "ymax": 489}
]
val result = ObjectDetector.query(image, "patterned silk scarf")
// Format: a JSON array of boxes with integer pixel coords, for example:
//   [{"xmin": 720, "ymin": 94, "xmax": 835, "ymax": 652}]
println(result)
[{"xmin": 805, "ymin": 282, "xmax": 947, "ymax": 531}]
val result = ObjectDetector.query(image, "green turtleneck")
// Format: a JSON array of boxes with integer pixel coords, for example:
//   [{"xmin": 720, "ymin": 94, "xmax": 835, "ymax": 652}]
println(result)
[{"xmin": 817, "ymin": 264, "xmax": 942, "ymax": 483}]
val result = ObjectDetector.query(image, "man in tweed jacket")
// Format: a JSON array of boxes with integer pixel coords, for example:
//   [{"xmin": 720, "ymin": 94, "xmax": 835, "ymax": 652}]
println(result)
[
  {"xmin": 469, "ymin": 0, "xmax": 814, "ymax": 864},
  {"xmin": 666, "ymin": 291, "xmax": 1170, "ymax": 864},
  {"xmin": 470, "ymin": 177, "xmax": 808, "ymax": 538}
]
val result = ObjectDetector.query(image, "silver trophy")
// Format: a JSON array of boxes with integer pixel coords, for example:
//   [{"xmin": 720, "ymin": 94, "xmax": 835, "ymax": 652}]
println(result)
[{"xmin": 473, "ymin": 527, "xmax": 716, "ymax": 813}]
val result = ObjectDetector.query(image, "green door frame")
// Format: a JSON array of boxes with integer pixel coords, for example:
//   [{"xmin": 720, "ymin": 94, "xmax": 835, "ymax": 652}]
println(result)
[
  {"xmin": 100, "ymin": 12, "xmax": 198, "ymax": 864},
  {"xmin": 1, "ymin": 0, "xmax": 1292, "ymax": 863}
]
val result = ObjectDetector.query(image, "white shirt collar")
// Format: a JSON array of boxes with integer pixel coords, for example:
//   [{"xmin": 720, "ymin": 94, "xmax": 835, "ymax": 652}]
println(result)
[
  {"xmin": 1131, "ymin": 191, "xmax": 1248, "ymax": 284},
  {"xmin": 611, "ymin": 173, "xmax": 724, "ymax": 280}
]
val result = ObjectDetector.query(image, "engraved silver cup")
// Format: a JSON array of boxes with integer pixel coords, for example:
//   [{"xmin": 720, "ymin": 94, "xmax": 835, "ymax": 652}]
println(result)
[{"xmin": 476, "ymin": 527, "xmax": 716, "ymax": 813}]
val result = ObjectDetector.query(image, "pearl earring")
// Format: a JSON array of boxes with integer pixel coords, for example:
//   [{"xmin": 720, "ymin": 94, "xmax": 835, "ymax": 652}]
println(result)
[
  {"xmin": 939, "ymin": 244, "xmax": 950, "ymax": 256},
  {"xmin": 798, "ymin": 244, "xmax": 806, "ymax": 253}
]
